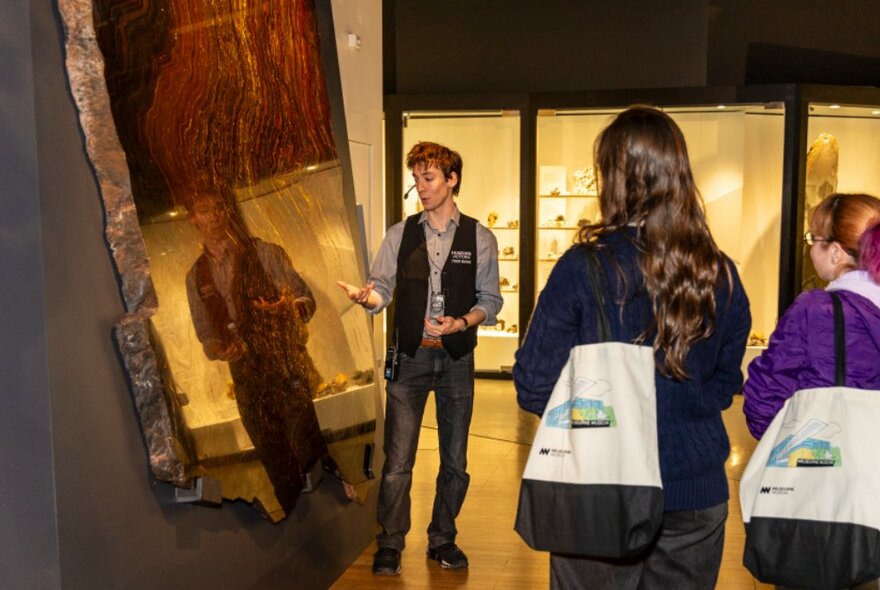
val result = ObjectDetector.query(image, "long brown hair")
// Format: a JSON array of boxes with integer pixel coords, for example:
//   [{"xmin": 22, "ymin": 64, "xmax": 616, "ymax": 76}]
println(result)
[{"xmin": 578, "ymin": 106, "xmax": 727, "ymax": 380}]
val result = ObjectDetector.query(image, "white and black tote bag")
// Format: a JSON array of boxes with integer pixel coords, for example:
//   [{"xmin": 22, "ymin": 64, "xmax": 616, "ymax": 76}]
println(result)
[
  {"xmin": 515, "ymin": 252, "xmax": 664, "ymax": 557},
  {"xmin": 741, "ymin": 292, "xmax": 880, "ymax": 589}
]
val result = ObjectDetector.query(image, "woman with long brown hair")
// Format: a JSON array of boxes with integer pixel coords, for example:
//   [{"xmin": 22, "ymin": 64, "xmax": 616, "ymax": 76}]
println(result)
[{"xmin": 514, "ymin": 106, "xmax": 751, "ymax": 588}]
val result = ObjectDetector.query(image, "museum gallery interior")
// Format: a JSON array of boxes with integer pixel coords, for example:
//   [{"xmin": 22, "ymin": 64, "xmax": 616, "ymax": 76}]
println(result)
[{"xmin": 3, "ymin": 0, "xmax": 879, "ymax": 588}]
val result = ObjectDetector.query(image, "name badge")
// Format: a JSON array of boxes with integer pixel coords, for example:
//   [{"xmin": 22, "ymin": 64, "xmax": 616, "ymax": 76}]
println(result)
[{"xmin": 430, "ymin": 292, "xmax": 445, "ymax": 319}]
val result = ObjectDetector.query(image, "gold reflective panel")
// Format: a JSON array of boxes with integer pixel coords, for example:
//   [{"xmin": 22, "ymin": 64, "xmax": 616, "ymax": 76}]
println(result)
[{"xmin": 60, "ymin": 0, "xmax": 377, "ymax": 521}]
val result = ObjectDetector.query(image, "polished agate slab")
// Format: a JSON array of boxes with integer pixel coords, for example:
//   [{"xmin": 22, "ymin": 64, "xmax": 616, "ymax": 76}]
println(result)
[{"xmin": 59, "ymin": 0, "xmax": 377, "ymax": 522}]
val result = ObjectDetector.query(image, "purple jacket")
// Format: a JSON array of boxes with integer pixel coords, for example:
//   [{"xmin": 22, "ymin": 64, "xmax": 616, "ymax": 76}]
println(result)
[{"xmin": 743, "ymin": 271, "xmax": 880, "ymax": 439}]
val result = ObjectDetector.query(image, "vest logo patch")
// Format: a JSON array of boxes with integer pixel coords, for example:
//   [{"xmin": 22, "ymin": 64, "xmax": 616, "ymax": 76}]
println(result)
[{"xmin": 449, "ymin": 250, "xmax": 472, "ymax": 264}]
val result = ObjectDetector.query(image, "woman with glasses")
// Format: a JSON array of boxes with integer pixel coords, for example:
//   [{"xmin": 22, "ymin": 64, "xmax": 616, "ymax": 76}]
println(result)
[{"xmin": 743, "ymin": 192, "xmax": 880, "ymax": 440}]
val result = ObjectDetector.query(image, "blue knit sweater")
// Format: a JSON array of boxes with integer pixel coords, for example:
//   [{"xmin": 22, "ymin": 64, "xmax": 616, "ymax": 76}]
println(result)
[{"xmin": 514, "ymin": 228, "xmax": 751, "ymax": 511}]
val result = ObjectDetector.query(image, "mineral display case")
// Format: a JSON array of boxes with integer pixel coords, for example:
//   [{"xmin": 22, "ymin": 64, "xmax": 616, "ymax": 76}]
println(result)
[
  {"xmin": 535, "ymin": 103, "xmax": 786, "ymax": 367},
  {"xmin": 800, "ymin": 102, "xmax": 880, "ymax": 293},
  {"xmin": 384, "ymin": 86, "xmax": 880, "ymax": 380}
]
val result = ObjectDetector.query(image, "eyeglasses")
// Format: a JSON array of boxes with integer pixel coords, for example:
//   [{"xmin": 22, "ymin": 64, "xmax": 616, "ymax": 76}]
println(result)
[{"xmin": 803, "ymin": 231, "xmax": 833, "ymax": 246}]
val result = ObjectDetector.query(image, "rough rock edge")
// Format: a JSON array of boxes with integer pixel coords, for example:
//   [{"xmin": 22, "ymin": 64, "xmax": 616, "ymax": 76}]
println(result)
[{"xmin": 58, "ymin": 0, "xmax": 187, "ymax": 485}]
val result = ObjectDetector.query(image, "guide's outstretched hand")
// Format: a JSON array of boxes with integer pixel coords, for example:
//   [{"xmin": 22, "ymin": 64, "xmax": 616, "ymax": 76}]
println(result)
[{"xmin": 337, "ymin": 280, "xmax": 378, "ymax": 310}]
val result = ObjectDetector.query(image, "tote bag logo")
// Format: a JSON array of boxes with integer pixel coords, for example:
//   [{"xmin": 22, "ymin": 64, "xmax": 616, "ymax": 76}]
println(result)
[
  {"xmin": 767, "ymin": 418, "xmax": 842, "ymax": 468},
  {"xmin": 546, "ymin": 376, "xmax": 617, "ymax": 429},
  {"xmin": 537, "ymin": 447, "xmax": 572, "ymax": 458}
]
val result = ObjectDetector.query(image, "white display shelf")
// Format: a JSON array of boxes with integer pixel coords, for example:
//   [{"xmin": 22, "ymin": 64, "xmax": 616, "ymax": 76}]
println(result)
[
  {"xmin": 478, "ymin": 330, "xmax": 519, "ymax": 338},
  {"xmin": 741, "ymin": 345, "xmax": 767, "ymax": 377},
  {"xmin": 190, "ymin": 383, "xmax": 377, "ymax": 459}
]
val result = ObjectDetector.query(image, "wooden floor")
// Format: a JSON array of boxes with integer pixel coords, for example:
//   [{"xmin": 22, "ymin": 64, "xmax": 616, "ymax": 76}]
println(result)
[{"xmin": 331, "ymin": 380, "xmax": 773, "ymax": 589}]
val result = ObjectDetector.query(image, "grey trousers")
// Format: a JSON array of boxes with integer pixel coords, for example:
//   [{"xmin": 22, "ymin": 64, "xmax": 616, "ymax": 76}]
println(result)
[{"xmin": 550, "ymin": 502, "xmax": 728, "ymax": 590}]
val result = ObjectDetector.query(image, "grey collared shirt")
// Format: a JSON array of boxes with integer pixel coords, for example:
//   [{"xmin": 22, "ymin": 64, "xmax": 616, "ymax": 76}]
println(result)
[{"xmin": 367, "ymin": 208, "xmax": 503, "ymax": 332}]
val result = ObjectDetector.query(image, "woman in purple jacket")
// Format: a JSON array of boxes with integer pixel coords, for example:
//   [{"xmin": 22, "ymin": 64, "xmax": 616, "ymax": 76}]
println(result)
[{"xmin": 743, "ymin": 193, "xmax": 880, "ymax": 440}]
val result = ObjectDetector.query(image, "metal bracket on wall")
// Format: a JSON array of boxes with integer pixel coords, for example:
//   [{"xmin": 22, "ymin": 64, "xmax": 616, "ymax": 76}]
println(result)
[
  {"xmin": 363, "ymin": 443, "xmax": 375, "ymax": 480},
  {"xmin": 173, "ymin": 477, "xmax": 223, "ymax": 506}
]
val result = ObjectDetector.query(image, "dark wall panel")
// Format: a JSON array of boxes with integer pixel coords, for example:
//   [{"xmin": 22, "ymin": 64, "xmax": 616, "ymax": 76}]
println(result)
[
  {"xmin": 391, "ymin": 0, "xmax": 709, "ymax": 93},
  {"xmin": 389, "ymin": 0, "xmax": 880, "ymax": 94},
  {"xmin": 0, "ymin": 1, "xmax": 61, "ymax": 588},
  {"xmin": 708, "ymin": 0, "xmax": 880, "ymax": 85}
]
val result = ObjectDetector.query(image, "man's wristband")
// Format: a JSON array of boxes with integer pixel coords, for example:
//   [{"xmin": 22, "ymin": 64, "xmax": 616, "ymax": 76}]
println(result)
[{"xmin": 457, "ymin": 316, "xmax": 469, "ymax": 332}]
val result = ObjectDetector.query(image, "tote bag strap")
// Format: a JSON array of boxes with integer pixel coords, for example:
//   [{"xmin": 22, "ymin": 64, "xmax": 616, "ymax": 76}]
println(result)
[
  {"xmin": 830, "ymin": 291, "xmax": 846, "ymax": 387},
  {"xmin": 584, "ymin": 248, "xmax": 612, "ymax": 343}
]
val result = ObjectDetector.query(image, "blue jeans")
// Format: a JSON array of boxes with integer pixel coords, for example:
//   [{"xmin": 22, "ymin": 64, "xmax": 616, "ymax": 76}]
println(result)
[{"xmin": 376, "ymin": 347, "xmax": 475, "ymax": 551}]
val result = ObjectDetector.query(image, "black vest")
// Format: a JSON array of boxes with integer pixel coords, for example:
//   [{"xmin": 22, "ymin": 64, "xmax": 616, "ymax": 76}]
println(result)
[{"xmin": 394, "ymin": 213, "xmax": 478, "ymax": 359}]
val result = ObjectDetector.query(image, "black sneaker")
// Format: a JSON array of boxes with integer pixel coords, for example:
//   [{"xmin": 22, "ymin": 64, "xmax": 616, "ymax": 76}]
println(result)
[
  {"xmin": 426, "ymin": 543, "xmax": 469, "ymax": 569},
  {"xmin": 372, "ymin": 547, "xmax": 401, "ymax": 576}
]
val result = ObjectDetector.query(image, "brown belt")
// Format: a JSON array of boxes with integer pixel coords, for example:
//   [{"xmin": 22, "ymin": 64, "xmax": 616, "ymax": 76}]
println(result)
[{"xmin": 420, "ymin": 338, "xmax": 443, "ymax": 349}]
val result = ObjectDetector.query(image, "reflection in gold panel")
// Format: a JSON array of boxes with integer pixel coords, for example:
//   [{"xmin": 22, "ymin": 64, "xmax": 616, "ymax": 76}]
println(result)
[{"xmin": 61, "ymin": 0, "xmax": 378, "ymax": 522}]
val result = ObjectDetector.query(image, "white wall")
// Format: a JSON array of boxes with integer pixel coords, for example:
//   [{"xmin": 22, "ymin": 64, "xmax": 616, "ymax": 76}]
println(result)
[{"xmin": 331, "ymin": 0, "xmax": 385, "ymax": 362}]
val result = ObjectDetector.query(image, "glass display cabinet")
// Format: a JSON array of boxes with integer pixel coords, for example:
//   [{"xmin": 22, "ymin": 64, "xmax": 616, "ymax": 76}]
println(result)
[
  {"xmin": 384, "ymin": 85, "xmax": 880, "ymax": 379},
  {"xmin": 535, "ymin": 102, "xmax": 786, "ymax": 368},
  {"xmin": 401, "ymin": 110, "xmax": 522, "ymax": 374},
  {"xmin": 800, "ymin": 101, "xmax": 880, "ymax": 292},
  {"xmin": 384, "ymin": 94, "xmax": 531, "ymax": 377}
]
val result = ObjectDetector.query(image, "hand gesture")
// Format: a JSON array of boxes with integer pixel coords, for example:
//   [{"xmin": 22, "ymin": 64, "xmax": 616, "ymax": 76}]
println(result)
[
  {"xmin": 337, "ymin": 280, "xmax": 376, "ymax": 309},
  {"xmin": 207, "ymin": 339, "xmax": 247, "ymax": 362}
]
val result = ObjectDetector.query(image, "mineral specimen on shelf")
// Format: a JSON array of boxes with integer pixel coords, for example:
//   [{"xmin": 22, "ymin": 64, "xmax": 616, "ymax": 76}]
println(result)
[{"xmin": 572, "ymin": 166, "xmax": 597, "ymax": 195}]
